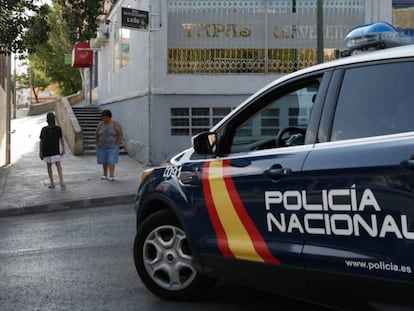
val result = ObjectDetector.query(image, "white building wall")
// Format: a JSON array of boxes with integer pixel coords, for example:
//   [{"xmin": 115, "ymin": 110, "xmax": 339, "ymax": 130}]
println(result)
[
  {"xmin": 97, "ymin": 22, "xmax": 150, "ymax": 103},
  {"xmin": 94, "ymin": 0, "xmax": 393, "ymax": 165},
  {"xmin": 95, "ymin": 0, "xmax": 152, "ymax": 163},
  {"xmin": 365, "ymin": 0, "xmax": 393, "ymax": 21},
  {"xmin": 149, "ymin": 94, "xmax": 251, "ymax": 162},
  {"xmin": 0, "ymin": 85, "xmax": 6, "ymax": 167}
]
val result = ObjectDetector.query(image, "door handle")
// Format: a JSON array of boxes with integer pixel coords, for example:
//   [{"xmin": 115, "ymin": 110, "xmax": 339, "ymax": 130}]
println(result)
[
  {"xmin": 401, "ymin": 159, "xmax": 414, "ymax": 169},
  {"xmin": 179, "ymin": 169, "xmax": 202, "ymax": 186},
  {"xmin": 264, "ymin": 164, "xmax": 292, "ymax": 180},
  {"xmin": 179, "ymin": 173, "xmax": 200, "ymax": 185}
]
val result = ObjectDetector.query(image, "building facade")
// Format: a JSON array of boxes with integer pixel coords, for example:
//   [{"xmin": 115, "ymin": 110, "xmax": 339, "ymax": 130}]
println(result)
[
  {"xmin": 0, "ymin": 55, "xmax": 8, "ymax": 167},
  {"xmin": 92, "ymin": 0, "xmax": 392, "ymax": 165}
]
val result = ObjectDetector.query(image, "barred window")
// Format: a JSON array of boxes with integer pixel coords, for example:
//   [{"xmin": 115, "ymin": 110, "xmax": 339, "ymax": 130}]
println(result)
[
  {"xmin": 171, "ymin": 107, "xmax": 232, "ymax": 136},
  {"xmin": 167, "ymin": 0, "xmax": 364, "ymax": 74},
  {"xmin": 171, "ymin": 108, "xmax": 190, "ymax": 135},
  {"xmin": 261, "ymin": 108, "xmax": 280, "ymax": 136},
  {"xmin": 289, "ymin": 108, "xmax": 300, "ymax": 126},
  {"xmin": 213, "ymin": 107, "xmax": 231, "ymax": 125}
]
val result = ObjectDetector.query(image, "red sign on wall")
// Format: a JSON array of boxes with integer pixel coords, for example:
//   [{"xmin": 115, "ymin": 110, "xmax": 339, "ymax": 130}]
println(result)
[{"xmin": 72, "ymin": 42, "xmax": 93, "ymax": 68}]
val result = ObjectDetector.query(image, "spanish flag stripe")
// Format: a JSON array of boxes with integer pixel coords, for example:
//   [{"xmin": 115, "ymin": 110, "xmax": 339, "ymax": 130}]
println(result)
[
  {"xmin": 202, "ymin": 161, "xmax": 234, "ymax": 258},
  {"xmin": 222, "ymin": 159, "xmax": 281, "ymax": 264},
  {"xmin": 207, "ymin": 160, "xmax": 263, "ymax": 262}
]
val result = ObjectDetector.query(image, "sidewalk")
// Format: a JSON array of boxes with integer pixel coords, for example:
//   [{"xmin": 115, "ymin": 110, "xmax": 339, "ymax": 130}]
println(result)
[{"xmin": 0, "ymin": 110, "xmax": 147, "ymax": 217}]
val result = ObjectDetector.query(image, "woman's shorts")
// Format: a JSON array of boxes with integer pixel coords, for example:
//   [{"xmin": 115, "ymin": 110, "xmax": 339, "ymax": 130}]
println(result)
[
  {"xmin": 43, "ymin": 155, "xmax": 62, "ymax": 164},
  {"xmin": 96, "ymin": 146, "xmax": 119, "ymax": 164}
]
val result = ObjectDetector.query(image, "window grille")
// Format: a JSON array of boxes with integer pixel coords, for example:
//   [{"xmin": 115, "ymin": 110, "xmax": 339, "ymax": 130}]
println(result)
[
  {"xmin": 167, "ymin": 0, "xmax": 364, "ymax": 74},
  {"xmin": 171, "ymin": 107, "xmax": 232, "ymax": 136},
  {"xmin": 261, "ymin": 108, "xmax": 280, "ymax": 136}
]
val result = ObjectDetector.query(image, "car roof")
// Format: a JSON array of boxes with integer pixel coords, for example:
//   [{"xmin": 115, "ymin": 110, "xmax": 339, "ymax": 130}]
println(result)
[
  {"xmin": 210, "ymin": 44, "xmax": 414, "ymax": 131},
  {"xmin": 290, "ymin": 44, "xmax": 414, "ymax": 77}
]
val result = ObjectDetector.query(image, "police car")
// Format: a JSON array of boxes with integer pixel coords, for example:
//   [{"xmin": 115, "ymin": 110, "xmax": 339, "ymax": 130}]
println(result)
[{"xmin": 133, "ymin": 22, "xmax": 414, "ymax": 310}]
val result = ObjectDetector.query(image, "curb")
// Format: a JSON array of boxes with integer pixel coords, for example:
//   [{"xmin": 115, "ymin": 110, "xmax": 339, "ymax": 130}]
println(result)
[{"xmin": 0, "ymin": 194, "xmax": 136, "ymax": 217}]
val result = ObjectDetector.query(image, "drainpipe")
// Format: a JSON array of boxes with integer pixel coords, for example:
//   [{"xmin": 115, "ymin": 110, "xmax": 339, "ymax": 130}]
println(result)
[
  {"xmin": 89, "ymin": 66, "xmax": 93, "ymax": 105},
  {"xmin": 317, "ymin": 0, "xmax": 324, "ymax": 64},
  {"xmin": 147, "ymin": 3, "xmax": 152, "ymax": 166},
  {"xmin": 13, "ymin": 54, "xmax": 16, "ymax": 119},
  {"xmin": 147, "ymin": 0, "xmax": 161, "ymax": 165}
]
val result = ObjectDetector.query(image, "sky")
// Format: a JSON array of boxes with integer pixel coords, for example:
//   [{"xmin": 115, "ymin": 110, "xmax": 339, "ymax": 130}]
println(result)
[{"xmin": 36, "ymin": 0, "xmax": 52, "ymax": 5}]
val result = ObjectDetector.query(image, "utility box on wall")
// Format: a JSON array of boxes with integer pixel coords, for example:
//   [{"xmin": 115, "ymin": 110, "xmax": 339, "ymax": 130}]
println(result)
[{"xmin": 72, "ymin": 42, "xmax": 93, "ymax": 68}]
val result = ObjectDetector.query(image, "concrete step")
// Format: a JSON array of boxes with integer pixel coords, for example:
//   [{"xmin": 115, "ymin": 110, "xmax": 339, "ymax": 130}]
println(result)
[
  {"xmin": 72, "ymin": 106, "xmax": 127, "ymax": 156},
  {"xmin": 77, "ymin": 119, "xmax": 98, "ymax": 122},
  {"xmin": 79, "ymin": 125, "xmax": 99, "ymax": 131},
  {"xmin": 72, "ymin": 107, "xmax": 102, "ymax": 155}
]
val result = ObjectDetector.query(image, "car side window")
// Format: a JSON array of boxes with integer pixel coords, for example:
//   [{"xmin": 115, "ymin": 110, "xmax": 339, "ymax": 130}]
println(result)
[
  {"xmin": 230, "ymin": 81, "xmax": 319, "ymax": 153},
  {"xmin": 331, "ymin": 61, "xmax": 414, "ymax": 141}
]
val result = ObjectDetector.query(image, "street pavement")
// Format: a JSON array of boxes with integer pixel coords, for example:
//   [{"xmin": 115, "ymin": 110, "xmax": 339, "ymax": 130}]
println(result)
[{"xmin": 0, "ymin": 109, "xmax": 147, "ymax": 217}]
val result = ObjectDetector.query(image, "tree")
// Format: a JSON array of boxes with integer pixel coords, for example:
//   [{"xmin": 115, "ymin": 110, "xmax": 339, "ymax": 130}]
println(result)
[
  {"xmin": 0, "ymin": 0, "xmax": 38, "ymax": 55},
  {"xmin": 15, "ymin": 62, "xmax": 50, "ymax": 103},
  {"xmin": 24, "ymin": 2, "xmax": 82, "ymax": 96},
  {"xmin": 24, "ymin": 4, "xmax": 51, "ymax": 54},
  {"xmin": 22, "ymin": 1, "xmax": 103, "ymax": 96},
  {"xmin": 48, "ymin": 0, "xmax": 103, "ymax": 94},
  {"xmin": 56, "ymin": 0, "xmax": 103, "ymax": 43}
]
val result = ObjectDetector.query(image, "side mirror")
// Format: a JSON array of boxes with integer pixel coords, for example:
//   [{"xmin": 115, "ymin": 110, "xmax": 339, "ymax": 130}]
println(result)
[{"xmin": 192, "ymin": 132, "xmax": 217, "ymax": 155}]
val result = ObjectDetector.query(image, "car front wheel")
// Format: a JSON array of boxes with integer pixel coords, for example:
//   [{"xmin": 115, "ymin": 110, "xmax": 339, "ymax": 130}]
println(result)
[{"xmin": 133, "ymin": 209, "xmax": 216, "ymax": 300}]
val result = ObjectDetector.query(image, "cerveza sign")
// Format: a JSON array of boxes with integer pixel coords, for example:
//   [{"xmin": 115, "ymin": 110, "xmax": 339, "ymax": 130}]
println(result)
[{"xmin": 121, "ymin": 8, "xmax": 148, "ymax": 30}]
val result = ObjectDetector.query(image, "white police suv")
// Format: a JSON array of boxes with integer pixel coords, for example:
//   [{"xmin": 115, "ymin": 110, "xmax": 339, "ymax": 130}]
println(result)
[{"xmin": 133, "ymin": 22, "xmax": 414, "ymax": 310}]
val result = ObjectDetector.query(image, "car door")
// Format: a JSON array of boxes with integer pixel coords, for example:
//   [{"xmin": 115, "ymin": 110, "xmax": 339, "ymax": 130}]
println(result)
[
  {"xmin": 302, "ymin": 61, "xmax": 414, "ymax": 309},
  {"xmin": 189, "ymin": 73, "xmax": 329, "ymax": 298}
]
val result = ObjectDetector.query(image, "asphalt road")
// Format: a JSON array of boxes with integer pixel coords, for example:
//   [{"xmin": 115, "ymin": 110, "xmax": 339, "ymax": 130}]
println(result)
[{"xmin": 0, "ymin": 204, "xmax": 332, "ymax": 311}]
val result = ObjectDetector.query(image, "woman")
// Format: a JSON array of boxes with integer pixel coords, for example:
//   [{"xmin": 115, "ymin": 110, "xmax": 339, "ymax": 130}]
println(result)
[{"xmin": 95, "ymin": 109, "xmax": 123, "ymax": 181}]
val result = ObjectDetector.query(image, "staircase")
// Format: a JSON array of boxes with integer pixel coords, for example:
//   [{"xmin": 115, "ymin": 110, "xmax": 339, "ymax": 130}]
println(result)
[
  {"xmin": 72, "ymin": 106, "xmax": 101, "ymax": 155},
  {"xmin": 72, "ymin": 106, "xmax": 127, "ymax": 155}
]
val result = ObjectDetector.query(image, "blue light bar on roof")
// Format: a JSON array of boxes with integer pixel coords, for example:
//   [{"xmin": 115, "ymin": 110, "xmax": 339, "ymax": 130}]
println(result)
[{"xmin": 344, "ymin": 21, "xmax": 414, "ymax": 55}]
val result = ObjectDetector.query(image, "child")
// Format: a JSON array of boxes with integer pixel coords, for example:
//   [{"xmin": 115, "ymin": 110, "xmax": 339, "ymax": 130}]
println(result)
[{"xmin": 39, "ymin": 112, "xmax": 66, "ymax": 189}]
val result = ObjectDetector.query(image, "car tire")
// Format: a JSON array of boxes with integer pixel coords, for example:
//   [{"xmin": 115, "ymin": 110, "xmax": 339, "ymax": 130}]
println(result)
[{"xmin": 133, "ymin": 209, "xmax": 216, "ymax": 300}]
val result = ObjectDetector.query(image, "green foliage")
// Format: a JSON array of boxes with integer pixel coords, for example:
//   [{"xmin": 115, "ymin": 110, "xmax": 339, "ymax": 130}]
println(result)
[
  {"xmin": 0, "ymin": 0, "xmax": 38, "ymax": 55},
  {"xmin": 15, "ymin": 60, "xmax": 51, "ymax": 103},
  {"xmin": 24, "ymin": 5, "xmax": 51, "ymax": 54},
  {"xmin": 7, "ymin": 0, "xmax": 102, "ymax": 95},
  {"xmin": 24, "ymin": 0, "xmax": 104, "ymax": 96},
  {"xmin": 54, "ymin": 0, "xmax": 103, "ymax": 43},
  {"xmin": 37, "ymin": 3, "xmax": 82, "ymax": 95},
  {"xmin": 15, "ymin": 71, "xmax": 30, "ymax": 90}
]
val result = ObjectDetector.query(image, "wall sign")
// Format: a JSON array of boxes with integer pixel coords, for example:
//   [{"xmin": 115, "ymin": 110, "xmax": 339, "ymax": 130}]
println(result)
[
  {"xmin": 72, "ymin": 42, "xmax": 93, "ymax": 68},
  {"xmin": 121, "ymin": 8, "xmax": 148, "ymax": 30}
]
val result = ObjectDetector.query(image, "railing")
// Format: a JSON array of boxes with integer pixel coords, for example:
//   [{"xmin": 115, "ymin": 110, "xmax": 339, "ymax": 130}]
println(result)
[{"xmin": 167, "ymin": 0, "xmax": 364, "ymax": 74}]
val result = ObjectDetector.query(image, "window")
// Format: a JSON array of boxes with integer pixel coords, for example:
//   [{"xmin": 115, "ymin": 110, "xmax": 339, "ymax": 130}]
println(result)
[
  {"xmin": 231, "ymin": 82, "xmax": 319, "ymax": 153},
  {"xmin": 114, "ymin": 28, "xmax": 130, "ymax": 72},
  {"xmin": 331, "ymin": 61, "xmax": 414, "ymax": 141},
  {"xmin": 167, "ymin": 0, "xmax": 364, "ymax": 74},
  {"xmin": 171, "ymin": 107, "xmax": 232, "ymax": 136}
]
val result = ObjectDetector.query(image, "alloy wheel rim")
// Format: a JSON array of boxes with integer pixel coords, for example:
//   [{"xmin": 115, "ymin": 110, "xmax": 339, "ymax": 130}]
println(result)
[{"xmin": 143, "ymin": 225, "xmax": 197, "ymax": 291}]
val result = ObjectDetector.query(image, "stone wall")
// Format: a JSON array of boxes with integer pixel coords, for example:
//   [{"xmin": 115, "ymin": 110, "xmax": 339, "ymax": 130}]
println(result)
[
  {"xmin": 28, "ymin": 92, "xmax": 85, "ymax": 116},
  {"xmin": 0, "ymin": 86, "xmax": 6, "ymax": 167},
  {"xmin": 28, "ymin": 99, "xmax": 59, "ymax": 116},
  {"xmin": 54, "ymin": 94, "xmax": 84, "ymax": 155}
]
